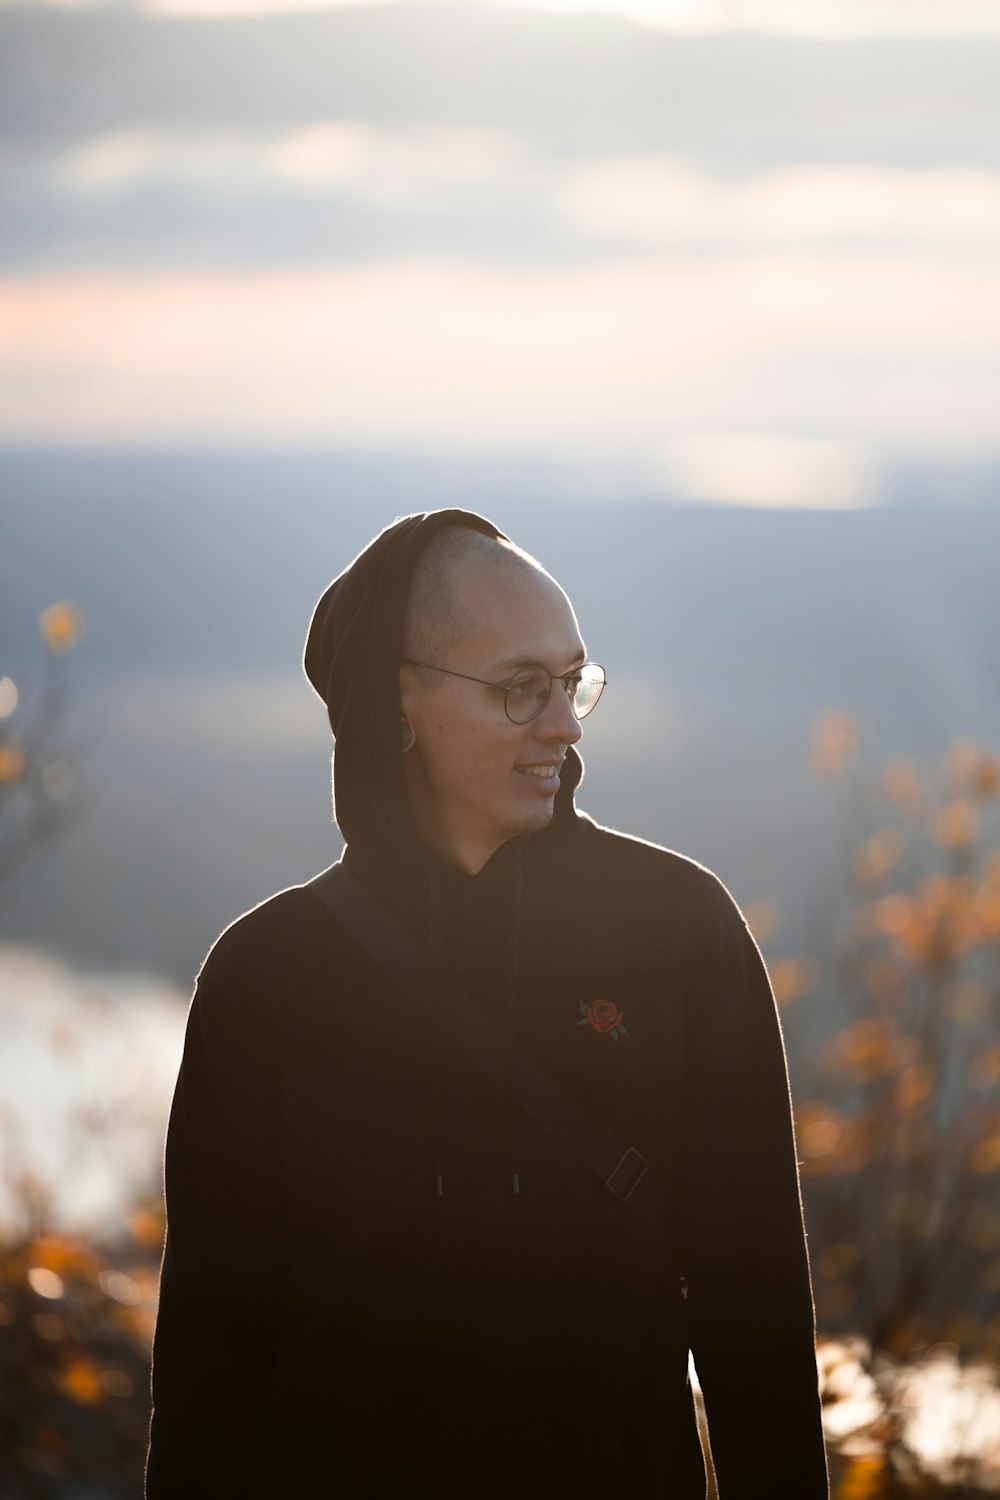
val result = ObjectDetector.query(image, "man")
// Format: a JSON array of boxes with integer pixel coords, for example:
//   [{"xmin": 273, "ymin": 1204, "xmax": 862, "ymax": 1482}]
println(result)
[{"xmin": 145, "ymin": 508, "xmax": 829, "ymax": 1498}]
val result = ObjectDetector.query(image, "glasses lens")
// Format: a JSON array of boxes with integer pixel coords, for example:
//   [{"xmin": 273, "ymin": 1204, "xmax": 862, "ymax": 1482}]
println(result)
[
  {"xmin": 505, "ymin": 668, "xmax": 551, "ymax": 724},
  {"xmin": 503, "ymin": 663, "xmax": 606, "ymax": 723},
  {"xmin": 572, "ymin": 664, "xmax": 606, "ymax": 719}
]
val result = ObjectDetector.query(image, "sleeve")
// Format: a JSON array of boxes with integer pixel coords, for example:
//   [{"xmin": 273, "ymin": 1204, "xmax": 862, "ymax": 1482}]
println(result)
[
  {"xmin": 678, "ymin": 874, "xmax": 829, "ymax": 1499},
  {"xmin": 144, "ymin": 931, "xmax": 288, "ymax": 1499}
]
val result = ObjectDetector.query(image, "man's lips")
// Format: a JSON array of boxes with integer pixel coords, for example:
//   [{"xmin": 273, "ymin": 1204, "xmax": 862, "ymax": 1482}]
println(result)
[{"xmin": 514, "ymin": 760, "xmax": 564, "ymax": 788}]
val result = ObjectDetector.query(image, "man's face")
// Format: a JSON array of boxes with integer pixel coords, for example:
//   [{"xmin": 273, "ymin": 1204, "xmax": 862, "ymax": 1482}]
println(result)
[{"xmin": 399, "ymin": 554, "xmax": 586, "ymax": 875}]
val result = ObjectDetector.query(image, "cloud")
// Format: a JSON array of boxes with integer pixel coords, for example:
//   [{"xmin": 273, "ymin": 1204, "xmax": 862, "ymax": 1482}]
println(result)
[
  {"xmin": 1, "ymin": 3, "xmax": 998, "ymax": 482},
  {"xmin": 508, "ymin": 0, "xmax": 1000, "ymax": 38},
  {"xmin": 1, "ymin": 254, "xmax": 998, "ymax": 480},
  {"xmin": 141, "ymin": 0, "xmax": 389, "ymax": 14},
  {"xmin": 59, "ymin": 126, "xmax": 263, "ymax": 189},
  {"xmin": 51, "ymin": 130, "xmax": 1000, "ymax": 257},
  {"xmin": 657, "ymin": 433, "xmax": 876, "ymax": 510},
  {"xmin": 560, "ymin": 160, "xmax": 1000, "ymax": 254},
  {"xmin": 264, "ymin": 120, "xmax": 524, "ymax": 198},
  {"xmin": 18, "ymin": 129, "xmax": 999, "ymax": 290},
  {"xmin": 10, "ymin": 0, "xmax": 1000, "ymax": 36},
  {"xmin": 260, "ymin": 120, "xmax": 375, "ymax": 185},
  {"xmin": 4, "ymin": 6, "xmax": 999, "ymax": 178},
  {"xmin": 56, "ymin": 120, "xmax": 524, "ymax": 199}
]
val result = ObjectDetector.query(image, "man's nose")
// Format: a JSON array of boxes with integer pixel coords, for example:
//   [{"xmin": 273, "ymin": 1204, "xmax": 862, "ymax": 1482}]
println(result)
[{"xmin": 537, "ymin": 681, "xmax": 584, "ymax": 743}]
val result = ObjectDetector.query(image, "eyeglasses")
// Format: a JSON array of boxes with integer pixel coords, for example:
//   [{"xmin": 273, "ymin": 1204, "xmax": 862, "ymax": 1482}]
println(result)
[{"xmin": 401, "ymin": 658, "xmax": 607, "ymax": 725}]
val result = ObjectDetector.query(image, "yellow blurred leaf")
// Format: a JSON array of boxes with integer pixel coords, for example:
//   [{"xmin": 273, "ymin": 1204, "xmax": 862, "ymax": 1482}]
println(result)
[
  {"xmin": 945, "ymin": 738, "xmax": 1000, "ymax": 800},
  {"xmin": 796, "ymin": 1104, "xmax": 875, "ymax": 1176},
  {"xmin": 799, "ymin": 1108, "xmax": 843, "ymax": 1160},
  {"xmin": 39, "ymin": 600, "xmax": 85, "ymax": 654},
  {"xmin": 742, "ymin": 899, "xmax": 782, "ymax": 943},
  {"xmin": 810, "ymin": 709, "xmax": 861, "ymax": 778},
  {"xmin": 972, "ymin": 754, "xmax": 1000, "ymax": 799},
  {"xmin": 769, "ymin": 955, "xmax": 817, "ymax": 1006},
  {"xmin": 880, "ymin": 754, "xmax": 926, "ymax": 817},
  {"xmin": 0, "ymin": 745, "xmax": 25, "ymax": 782},
  {"xmin": 821, "ymin": 1019, "xmax": 904, "ymax": 1081},
  {"xmin": 871, "ymin": 876, "xmax": 978, "ymax": 970},
  {"xmin": 895, "ymin": 1063, "xmax": 934, "ymax": 1113},
  {"xmin": 29, "ymin": 1233, "xmax": 101, "ymax": 1280},
  {"xmin": 837, "ymin": 1454, "xmax": 887, "ymax": 1500},
  {"xmin": 866, "ymin": 891, "xmax": 910, "ymax": 939},
  {"xmin": 128, "ymin": 1205, "xmax": 165, "ymax": 1248},
  {"xmin": 930, "ymin": 797, "xmax": 979, "ymax": 849},
  {"xmin": 61, "ymin": 1355, "xmax": 103, "ymax": 1405},
  {"xmin": 850, "ymin": 827, "xmax": 904, "ymax": 885},
  {"xmin": 970, "ymin": 1134, "xmax": 1000, "ymax": 1177}
]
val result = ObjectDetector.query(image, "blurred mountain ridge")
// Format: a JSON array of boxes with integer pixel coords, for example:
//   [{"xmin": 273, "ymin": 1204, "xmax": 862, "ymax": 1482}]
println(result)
[{"xmin": 2, "ymin": 447, "xmax": 998, "ymax": 992}]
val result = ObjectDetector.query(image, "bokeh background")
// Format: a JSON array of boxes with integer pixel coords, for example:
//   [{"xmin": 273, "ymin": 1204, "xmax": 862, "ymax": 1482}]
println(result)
[{"xmin": 2, "ymin": 0, "xmax": 1000, "ymax": 1494}]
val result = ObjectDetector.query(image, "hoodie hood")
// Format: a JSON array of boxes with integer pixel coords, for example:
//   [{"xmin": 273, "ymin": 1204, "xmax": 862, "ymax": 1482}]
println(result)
[{"xmin": 303, "ymin": 508, "xmax": 585, "ymax": 873}]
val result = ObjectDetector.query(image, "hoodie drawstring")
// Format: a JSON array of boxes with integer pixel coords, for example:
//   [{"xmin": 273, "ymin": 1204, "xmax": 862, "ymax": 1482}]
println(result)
[
  {"xmin": 506, "ymin": 842, "xmax": 524, "ymax": 1196},
  {"xmin": 429, "ymin": 869, "xmax": 445, "ymax": 1198}
]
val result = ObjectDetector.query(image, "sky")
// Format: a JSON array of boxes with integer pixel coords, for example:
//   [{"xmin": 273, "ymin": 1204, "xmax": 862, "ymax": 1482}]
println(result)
[{"xmin": 2, "ymin": 0, "xmax": 999, "ymax": 506}]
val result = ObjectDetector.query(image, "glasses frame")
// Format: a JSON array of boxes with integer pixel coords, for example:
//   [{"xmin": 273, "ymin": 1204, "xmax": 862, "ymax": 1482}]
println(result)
[{"xmin": 400, "ymin": 658, "xmax": 606, "ymax": 725}]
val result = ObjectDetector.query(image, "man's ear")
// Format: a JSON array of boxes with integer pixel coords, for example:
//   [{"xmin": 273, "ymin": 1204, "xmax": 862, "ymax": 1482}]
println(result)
[
  {"xmin": 399, "ymin": 663, "xmax": 418, "ymax": 724},
  {"xmin": 399, "ymin": 665, "xmax": 420, "ymax": 755}
]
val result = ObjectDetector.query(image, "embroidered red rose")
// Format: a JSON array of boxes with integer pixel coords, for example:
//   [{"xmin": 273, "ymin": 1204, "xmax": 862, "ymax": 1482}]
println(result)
[{"xmin": 577, "ymin": 998, "xmax": 629, "ymax": 1040}]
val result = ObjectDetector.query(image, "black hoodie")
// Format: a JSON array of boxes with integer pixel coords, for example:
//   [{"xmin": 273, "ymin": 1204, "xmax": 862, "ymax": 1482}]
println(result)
[{"xmin": 145, "ymin": 511, "xmax": 829, "ymax": 1498}]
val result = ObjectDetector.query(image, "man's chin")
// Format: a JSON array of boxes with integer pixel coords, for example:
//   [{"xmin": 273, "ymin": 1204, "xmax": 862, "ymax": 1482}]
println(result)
[{"xmin": 512, "ymin": 801, "xmax": 556, "ymax": 838}]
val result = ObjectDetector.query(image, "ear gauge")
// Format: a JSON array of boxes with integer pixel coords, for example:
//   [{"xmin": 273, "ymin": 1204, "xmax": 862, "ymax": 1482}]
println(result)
[{"xmin": 401, "ymin": 721, "xmax": 415, "ymax": 753}]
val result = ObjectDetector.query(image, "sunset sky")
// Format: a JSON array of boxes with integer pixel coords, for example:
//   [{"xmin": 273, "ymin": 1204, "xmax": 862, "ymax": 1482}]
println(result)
[{"xmin": 2, "ymin": 0, "xmax": 998, "ymax": 507}]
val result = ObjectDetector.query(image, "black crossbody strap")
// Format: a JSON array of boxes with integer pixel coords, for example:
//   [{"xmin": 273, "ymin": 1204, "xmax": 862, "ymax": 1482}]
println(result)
[{"xmin": 303, "ymin": 859, "xmax": 666, "ymax": 1238}]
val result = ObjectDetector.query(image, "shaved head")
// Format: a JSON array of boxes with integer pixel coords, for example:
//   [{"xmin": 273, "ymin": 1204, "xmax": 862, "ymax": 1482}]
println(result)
[{"xmin": 403, "ymin": 526, "xmax": 552, "ymax": 670}]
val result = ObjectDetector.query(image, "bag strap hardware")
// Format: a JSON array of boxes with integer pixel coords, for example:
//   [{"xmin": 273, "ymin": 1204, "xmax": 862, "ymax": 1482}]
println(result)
[{"xmin": 605, "ymin": 1145, "xmax": 649, "ymax": 1202}]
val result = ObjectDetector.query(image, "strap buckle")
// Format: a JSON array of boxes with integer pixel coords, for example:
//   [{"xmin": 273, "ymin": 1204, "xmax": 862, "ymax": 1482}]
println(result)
[{"xmin": 605, "ymin": 1145, "xmax": 648, "ymax": 1203}]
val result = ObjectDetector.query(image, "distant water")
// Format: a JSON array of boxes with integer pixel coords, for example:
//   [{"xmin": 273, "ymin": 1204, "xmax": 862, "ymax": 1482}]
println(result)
[{"xmin": 0, "ymin": 943, "xmax": 185, "ymax": 1243}]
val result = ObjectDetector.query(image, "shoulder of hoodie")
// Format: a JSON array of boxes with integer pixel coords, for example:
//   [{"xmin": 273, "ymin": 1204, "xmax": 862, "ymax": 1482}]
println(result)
[
  {"xmin": 190, "ymin": 873, "xmax": 345, "ymax": 1008},
  {"xmin": 184, "ymin": 875, "xmax": 362, "ymax": 1062},
  {"xmin": 574, "ymin": 814, "xmax": 753, "ymax": 945}
]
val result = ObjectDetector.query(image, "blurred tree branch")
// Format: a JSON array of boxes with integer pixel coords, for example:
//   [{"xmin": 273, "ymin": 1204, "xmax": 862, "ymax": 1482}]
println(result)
[
  {"xmin": 800, "ymin": 711, "xmax": 1000, "ymax": 1362},
  {"xmin": 0, "ymin": 602, "xmax": 87, "ymax": 897}
]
